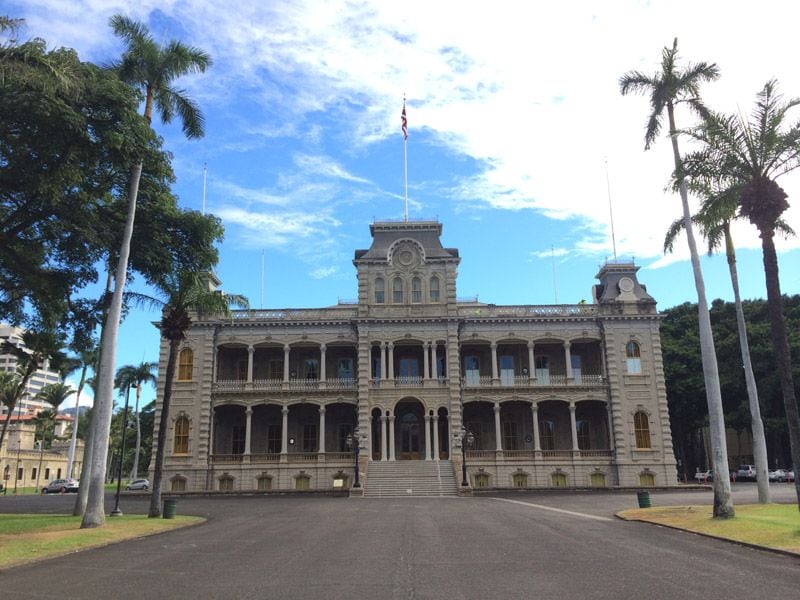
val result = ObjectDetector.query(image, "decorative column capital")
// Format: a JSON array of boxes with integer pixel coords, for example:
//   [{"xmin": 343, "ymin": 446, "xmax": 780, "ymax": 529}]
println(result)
[
  {"xmin": 248, "ymin": 345, "xmax": 255, "ymax": 353},
  {"xmin": 490, "ymin": 341, "xmax": 497, "ymax": 350},
  {"xmin": 281, "ymin": 406, "xmax": 289, "ymax": 416},
  {"xmin": 318, "ymin": 405, "xmax": 326, "ymax": 415},
  {"xmin": 528, "ymin": 340, "xmax": 535, "ymax": 349},
  {"xmin": 493, "ymin": 403, "xmax": 501, "ymax": 413},
  {"xmin": 569, "ymin": 403, "xmax": 576, "ymax": 412},
  {"xmin": 320, "ymin": 343, "xmax": 326, "ymax": 353},
  {"xmin": 245, "ymin": 406, "xmax": 253, "ymax": 416}
]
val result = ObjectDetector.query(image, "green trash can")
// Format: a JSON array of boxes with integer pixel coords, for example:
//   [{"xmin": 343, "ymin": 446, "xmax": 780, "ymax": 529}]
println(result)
[
  {"xmin": 163, "ymin": 498, "xmax": 177, "ymax": 519},
  {"xmin": 636, "ymin": 491, "xmax": 652, "ymax": 508}
]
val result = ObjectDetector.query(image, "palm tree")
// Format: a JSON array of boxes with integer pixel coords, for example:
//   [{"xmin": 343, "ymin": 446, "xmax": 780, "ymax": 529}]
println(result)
[
  {"xmin": 83, "ymin": 15, "xmax": 211, "ymax": 529},
  {"xmin": 132, "ymin": 271, "xmax": 247, "ymax": 517},
  {"xmin": 620, "ymin": 38, "xmax": 734, "ymax": 518},
  {"xmin": 664, "ymin": 182, "xmax": 779, "ymax": 502},
  {"xmin": 115, "ymin": 362, "xmax": 157, "ymax": 479},
  {"xmin": 683, "ymin": 80, "xmax": 800, "ymax": 507},
  {"xmin": 65, "ymin": 348, "xmax": 97, "ymax": 480},
  {"xmin": 33, "ymin": 384, "xmax": 74, "ymax": 490},
  {"xmin": 0, "ymin": 371, "xmax": 20, "ymax": 453}
]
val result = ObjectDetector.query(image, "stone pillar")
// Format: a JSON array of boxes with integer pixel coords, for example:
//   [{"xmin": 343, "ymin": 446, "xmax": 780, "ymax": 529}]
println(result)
[
  {"xmin": 283, "ymin": 345, "xmax": 290, "ymax": 383},
  {"xmin": 388, "ymin": 415, "xmax": 396, "ymax": 461},
  {"xmin": 247, "ymin": 345, "xmax": 254, "ymax": 383},
  {"xmin": 443, "ymin": 342, "xmax": 449, "ymax": 378},
  {"xmin": 431, "ymin": 343, "xmax": 438, "ymax": 378},
  {"xmin": 433, "ymin": 414, "xmax": 440, "ymax": 460},
  {"xmin": 564, "ymin": 341, "xmax": 573, "ymax": 383},
  {"xmin": 380, "ymin": 343, "xmax": 386, "ymax": 380},
  {"xmin": 490, "ymin": 342, "xmax": 499, "ymax": 383},
  {"xmin": 318, "ymin": 406, "xmax": 326, "ymax": 454},
  {"xmin": 531, "ymin": 404, "xmax": 541, "ymax": 451},
  {"xmin": 244, "ymin": 407, "xmax": 252, "ymax": 457},
  {"xmin": 388, "ymin": 343, "xmax": 395, "ymax": 380},
  {"xmin": 424, "ymin": 414, "xmax": 432, "ymax": 460},
  {"xmin": 527, "ymin": 341, "xmax": 535, "ymax": 383},
  {"xmin": 320, "ymin": 344, "xmax": 327, "ymax": 383},
  {"xmin": 569, "ymin": 403, "xmax": 579, "ymax": 451},
  {"xmin": 209, "ymin": 407, "xmax": 216, "ymax": 457},
  {"xmin": 281, "ymin": 406, "xmax": 289, "ymax": 454},
  {"xmin": 380, "ymin": 415, "xmax": 388, "ymax": 461},
  {"xmin": 494, "ymin": 402, "xmax": 502, "ymax": 451},
  {"xmin": 423, "ymin": 342, "xmax": 431, "ymax": 380}
]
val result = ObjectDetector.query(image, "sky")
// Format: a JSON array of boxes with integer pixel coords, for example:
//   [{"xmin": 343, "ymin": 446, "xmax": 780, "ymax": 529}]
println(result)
[{"xmin": 7, "ymin": 0, "xmax": 800, "ymax": 406}]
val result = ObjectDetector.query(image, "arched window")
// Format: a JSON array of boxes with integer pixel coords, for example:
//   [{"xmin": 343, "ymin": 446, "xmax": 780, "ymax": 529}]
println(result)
[
  {"xmin": 171, "ymin": 476, "xmax": 187, "ymax": 492},
  {"xmin": 429, "ymin": 276, "xmax": 440, "ymax": 302},
  {"xmin": 374, "ymin": 277, "xmax": 385, "ymax": 304},
  {"xmin": 590, "ymin": 472, "xmax": 606, "ymax": 487},
  {"xmin": 411, "ymin": 277, "xmax": 422, "ymax": 303},
  {"xmin": 173, "ymin": 416, "xmax": 190, "ymax": 454},
  {"xmin": 626, "ymin": 341, "xmax": 641, "ymax": 374},
  {"xmin": 178, "ymin": 348, "xmax": 194, "ymax": 381},
  {"xmin": 551, "ymin": 472, "xmax": 568, "ymax": 487},
  {"xmin": 392, "ymin": 277, "xmax": 403, "ymax": 303},
  {"xmin": 512, "ymin": 472, "xmax": 528, "ymax": 487},
  {"xmin": 633, "ymin": 411, "xmax": 651, "ymax": 449},
  {"xmin": 639, "ymin": 472, "xmax": 655, "ymax": 487}
]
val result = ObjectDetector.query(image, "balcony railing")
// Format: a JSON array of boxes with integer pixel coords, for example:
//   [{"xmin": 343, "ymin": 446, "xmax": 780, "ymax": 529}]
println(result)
[
  {"xmin": 324, "ymin": 452, "xmax": 354, "ymax": 461},
  {"xmin": 326, "ymin": 378, "xmax": 356, "ymax": 391},
  {"xmin": 250, "ymin": 453, "xmax": 281, "ymax": 462},
  {"xmin": 457, "ymin": 304, "xmax": 597, "ymax": 317},
  {"xmin": 253, "ymin": 378, "xmax": 282, "ymax": 391},
  {"xmin": 578, "ymin": 449, "xmax": 613, "ymax": 458},
  {"xmin": 213, "ymin": 380, "xmax": 246, "ymax": 392},
  {"xmin": 461, "ymin": 373, "xmax": 604, "ymax": 388},
  {"xmin": 395, "ymin": 376, "xmax": 423, "ymax": 388},
  {"xmin": 212, "ymin": 454, "xmax": 245, "ymax": 463},
  {"xmin": 541, "ymin": 450, "xmax": 574, "ymax": 459}
]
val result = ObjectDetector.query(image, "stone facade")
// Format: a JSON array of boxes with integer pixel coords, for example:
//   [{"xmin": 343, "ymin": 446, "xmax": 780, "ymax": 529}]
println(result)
[{"xmin": 151, "ymin": 221, "xmax": 677, "ymax": 492}]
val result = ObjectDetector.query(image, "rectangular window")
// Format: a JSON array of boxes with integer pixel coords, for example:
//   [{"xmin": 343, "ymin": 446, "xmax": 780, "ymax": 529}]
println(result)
[
  {"xmin": 464, "ymin": 356, "xmax": 480, "ymax": 385},
  {"xmin": 302, "ymin": 423, "xmax": 317, "ymax": 452},
  {"xmin": 232, "ymin": 426, "xmax": 246, "ymax": 454},
  {"xmin": 268, "ymin": 359, "xmax": 283, "ymax": 380},
  {"xmin": 44, "ymin": 468, "xmax": 50, "ymax": 480},
  {"xmin": 372, "ymin": 356, "xmax": 381, "ymax": 379},
  {"xmin": 375, "ymin": 290, "xmax": 385, "ymax": 304},
  {"xmin": 499, "ymin": 355, "xmax": 514, "ymax": 386},
  {"xmin": 627, "ymin": 357, "xmax": 642, "ymax": 374},
  {"xmin": 303, "ymin": 358, "xmax": 319, "ymax": 380},
  {"xmin": 31, "ymin": 467, "xmax": 37, "ymax": 481},
  {"xmin": 267, "ymin": 424, "xmax": 281, "ymax": 454},
  {"xmin": 535, "ymin": 356, "xmax": 550, "ymax": 384},
  {"xmin": 502, "ymin": 421, "xmax": 519, "ymax": 450},
  {"xmin": 571, "ymin": 355, "xmax": 582, "ymax": 383},
  {"xmin": 399, "ymin": 357, "xmax": 419, "ymax": 378},
  {"xmin": 17, "ymin": 467, "xmax": 23, "ymax": 480},
  {"xmin": 337, "ymin": 358, "xmax": 353, "ymax": 380}
]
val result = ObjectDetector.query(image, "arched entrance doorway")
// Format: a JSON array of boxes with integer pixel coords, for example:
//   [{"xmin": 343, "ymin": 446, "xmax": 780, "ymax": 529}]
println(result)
[{"xmin": 394, "ymin": 399, "xmax": 425, "ymax": 460}]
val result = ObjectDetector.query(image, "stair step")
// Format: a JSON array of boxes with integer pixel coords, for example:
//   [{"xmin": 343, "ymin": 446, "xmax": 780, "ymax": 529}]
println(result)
[{"xmin": 363, "ymin": 460, "xmax": 458, "ymax": 497}]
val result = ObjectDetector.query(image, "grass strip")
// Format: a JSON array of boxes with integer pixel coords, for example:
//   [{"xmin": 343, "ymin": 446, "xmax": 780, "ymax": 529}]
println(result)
[
  {"xmin": 618, "ymin": 504, "xmax": 800, "ymax": 554},
  {"xmin": 0, "ymin": 513, "xmax": 204, "ymax": 569}
]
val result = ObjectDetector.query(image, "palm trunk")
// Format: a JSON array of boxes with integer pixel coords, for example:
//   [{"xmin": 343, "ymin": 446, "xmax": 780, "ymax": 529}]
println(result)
[
  {"xmin": 66, "ymin": 366, "xmax": 87, "ymax": 479},
  {"xmin": 723, "ymin": 225, "xmax": 769, "ymax": 502},
  {"xmin": 149, "ymin": 338, "xmax": 179, "ymax": 517},
  {"xmin": 131, "ymin": 387, "xmax": 141, "ymax": 479},
  {"xmin": 759, "ymin": 229, "xmax": 800, "ymax": 507},
  {"xmin": 668, "ymin": 104, "xmax": 733, "ymax": 517},
  {"xmin": 81, "ymin": 162, "xmax": 143, "ymax": 529},
  {"xmin": 36, "ymin": 427, "xmax": 45, "ymax": 492}
]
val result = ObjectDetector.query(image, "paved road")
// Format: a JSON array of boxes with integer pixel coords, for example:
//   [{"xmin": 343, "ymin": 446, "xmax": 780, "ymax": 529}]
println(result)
[{"xmin": 1, "ymin": 485, "xmax": 798, "ymax": 599}]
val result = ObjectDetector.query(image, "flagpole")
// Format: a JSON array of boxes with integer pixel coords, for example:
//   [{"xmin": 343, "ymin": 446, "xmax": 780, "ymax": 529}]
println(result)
[
  {"xmin": 402, "ymin": 96, "xmax": 408, "ymax": 222},
  {"xmin": 605, "ymin": 157, "xmax": 618, "ymax": 261}
]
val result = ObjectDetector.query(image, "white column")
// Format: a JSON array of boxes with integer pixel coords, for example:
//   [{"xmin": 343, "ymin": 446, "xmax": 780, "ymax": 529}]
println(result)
[
  {"xmin": 531, "ymin": 404, "xmax": 541, "ymax": 451},
  {"xmin": 380, "ymin": 415, "xmax": 388, "ymax": 461},
  {"xmin": 423, "ymin": 342, "xmax": 430, "ymax": 379},
  {"xmin": 569, "ymin": 403, "xmax": 579, "ymax": 451},
  {"xmin": 433, "ymin": 414, "xmax": 440, "ymax": 460},
  {"xmin": 388, "ymin": 343, "xmax": 395, "ymax": 380},
  {"xmin": 246, "ymin": 346, "xmax": 254, "ymax": 383},
  {"xmin": 388, "ymin": 415, "xmax": 396, "ymax": 461},
  {"xmin": 319, "ymin": 344, "xmax": 327, "ymax": 382},
  {"xmin": 281, "ymin": 406, "xmax": 289, "ymax": 454},
  {"xmin": 379, "ymin": 343, "xmax": 386, "ymax": 380},
  {"xmin": 318, "ymin": 406, "xmax": 326, "ymax": 453},
  {"xmin": 244, "ymin": 406, "xmax": 252, "ymax": 455},
  {"xmin": 564, "ymin": 341, "xmax": 573, "ymax": 382},
  {"xmin": 283, "ymin": 345, "xmax": 290, "ymax": 382},
  {"xmin": 424, "ymin": 414, "xmax": 432, "ymax": 460},
  {"xmin": 490, "ymin": 342, "xmax": 499, "ymax": 382},
  {"xmin": 527, "ymin": 341, "xmax": 535, "ymax": 383},
  {"xmin": 443, "ymin": 342, "xmax": 449, "ymax": 378},
  {"xmin": 431, "ymin": 342, "xmax": 437, "ymax": 378},
  {"xmin": 494, "ymin": 402, "xmax": 502, "ymax": 451}
]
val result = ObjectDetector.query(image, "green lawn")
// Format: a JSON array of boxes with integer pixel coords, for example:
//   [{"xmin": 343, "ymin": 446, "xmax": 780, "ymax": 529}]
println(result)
[
  {"xmin": 0, "ymin": 513, "xmax": 204, "ymax": 568},
  {"xmin": 618, "ymin": 504, "xmax": 800, "ymax": 554}
]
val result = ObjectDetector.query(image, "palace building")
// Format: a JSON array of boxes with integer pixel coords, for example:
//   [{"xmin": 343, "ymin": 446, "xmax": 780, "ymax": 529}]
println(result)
[{"xmin": 151, "ymin": 220, "xmax": 677, "ymax": 495}]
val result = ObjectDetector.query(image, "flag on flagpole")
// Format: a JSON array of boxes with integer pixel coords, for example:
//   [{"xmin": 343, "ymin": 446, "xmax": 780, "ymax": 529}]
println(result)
[{"xmin": 401, "ymin": 101, "xmax": 408, "ymax": 140}]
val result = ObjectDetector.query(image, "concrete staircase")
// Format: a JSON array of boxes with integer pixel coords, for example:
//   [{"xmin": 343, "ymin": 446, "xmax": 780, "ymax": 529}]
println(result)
[{"xmin": 363, "ymin": 460, "xmax": 459, "ymax": 497}]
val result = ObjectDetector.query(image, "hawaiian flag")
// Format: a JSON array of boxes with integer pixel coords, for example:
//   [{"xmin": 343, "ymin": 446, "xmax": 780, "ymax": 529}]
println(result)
[{"xmin": 401, "ymin": 101, "xmax": 408, "ymax": 140}]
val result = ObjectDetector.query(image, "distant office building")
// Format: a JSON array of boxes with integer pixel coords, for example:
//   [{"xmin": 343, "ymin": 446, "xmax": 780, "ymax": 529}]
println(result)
[
  {"xmin": 151, "ymin": 221, "xmax": 676, "ymax": 494},
  {"xmin": 0, "ymin": 324, "xmax": 64, "ymax": 416}
]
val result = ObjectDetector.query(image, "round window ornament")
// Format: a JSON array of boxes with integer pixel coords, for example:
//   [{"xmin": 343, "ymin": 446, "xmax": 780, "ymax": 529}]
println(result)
[{"xmin": 618, "ymin": 277, "xmax": 634, "ymax": 293}]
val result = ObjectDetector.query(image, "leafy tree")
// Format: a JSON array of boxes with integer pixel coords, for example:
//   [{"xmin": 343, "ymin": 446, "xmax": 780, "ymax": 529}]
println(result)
[
  {"xmin": 0, "ymin": 370, "xmax": 20, "ymax": 450},
  {"xmin": 683, "ymin": 80, "xmax": 800, "ymax": 507},
  {"xmin": 131, "ymin": 271, "xmax": 247, "ymax": 517},
  {"xmin": 115, "ymin": 361, "xmax": 156, "ymax": 479},
  {"xmin": 83, "ymin": 14, "xmax": 211, "ymax": 529},
  {"xmin": 33, "ymin": 383, "xmax": 73, "ymax": 489},
  {"xmin": 620, "ymin": 38, "xmax": 734, "ymax": 517}
]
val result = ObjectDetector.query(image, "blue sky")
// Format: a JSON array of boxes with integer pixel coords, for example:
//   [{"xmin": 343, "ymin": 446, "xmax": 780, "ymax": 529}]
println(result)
[{"xmin": 7, "ymin": 1, "xmax": 800, "ymax": 406}]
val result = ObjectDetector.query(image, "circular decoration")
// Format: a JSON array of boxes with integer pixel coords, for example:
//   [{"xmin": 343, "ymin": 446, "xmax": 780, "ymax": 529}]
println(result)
[
  {"xmin": 619, "ymin": 277, "xmax": 634, "ymax": 293},
  {"xmin": 398, "ymin": 249, "xmax": 414, "ymax": 266}
]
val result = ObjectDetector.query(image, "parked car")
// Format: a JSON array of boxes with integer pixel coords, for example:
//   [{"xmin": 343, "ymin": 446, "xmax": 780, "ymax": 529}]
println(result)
[
  {"xmin": 126, "ymin": 478, "xmax": 150, "ymax": 491},
  {"xmin": 769, "ymin": 469, "xmax": 788, "ymax": 482},
  {"xmin": 42, "ymin": 478, "xmax": 79, "ymax": 494},
  {"xmin": 736, "ymin": 464, "xmax": 756, "ymax": 480},
  {"xmin": 695, "ymin": 469, "xmax": 713, "ymax": 483}
]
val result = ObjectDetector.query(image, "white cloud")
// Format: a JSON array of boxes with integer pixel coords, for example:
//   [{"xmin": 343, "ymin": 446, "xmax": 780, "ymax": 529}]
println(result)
[{"xmin": 309, "ymin": 266, "xmax": 338, "ymax": 279}]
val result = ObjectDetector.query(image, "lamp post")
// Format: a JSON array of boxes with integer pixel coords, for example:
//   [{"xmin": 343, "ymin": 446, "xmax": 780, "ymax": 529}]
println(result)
[
  {"xmin": 14, "ymin": 439, "xmax": 21, "ymax": 495},
  {"xmin": 460, "ymin": 427, "xmax": 475, "ymax": 487},
  {"xmin": 346, "ymin": 428, "xmax": 362, "ymax": 488},
  {"xmin": 110, "ymin": 394, "xmax": 131, "ymax": 517}
]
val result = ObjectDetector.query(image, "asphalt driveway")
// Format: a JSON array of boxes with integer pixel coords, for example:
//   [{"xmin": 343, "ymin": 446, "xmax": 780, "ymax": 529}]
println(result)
[{"xmin": 1, "ymin": 485, "xmax": 798, "ymax": 599}]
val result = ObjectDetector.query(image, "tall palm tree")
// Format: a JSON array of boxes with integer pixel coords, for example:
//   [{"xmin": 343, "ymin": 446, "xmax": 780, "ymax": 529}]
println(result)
[
  {"xmin": 131, "ymin": 271, "xmax": 247, "ymax": 517},
  {"xmin": 683, "ymin": 80, "xmax": 800, "ymax": 507},
  {"xmin": 115, "ymin": 362, "xmax": 157, "ymax": 479},
  {"xmin": 620, "ymin": 38, "xmax": 734, "ymax": 518},
  {"xmin": 664, "ymin": 182, "xmax": 782, "ymax": 502},
  {"xmin": 65, "ymin": 348, "xmax": 97, "ymax": 480},
  {"xmin": 83, "ymin": 15, "xmax": 211, "ymax": 529},
  {"xmin": 33, "ymin": 384, "xmax": 74, "ymax": 490}
]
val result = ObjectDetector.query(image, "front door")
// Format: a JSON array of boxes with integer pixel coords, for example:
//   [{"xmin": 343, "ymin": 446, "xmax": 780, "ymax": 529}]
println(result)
[{"xmin": 399, "ymin": 413, "xmax": 421, "ymax": 459}]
